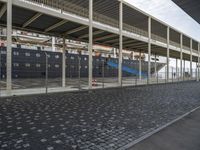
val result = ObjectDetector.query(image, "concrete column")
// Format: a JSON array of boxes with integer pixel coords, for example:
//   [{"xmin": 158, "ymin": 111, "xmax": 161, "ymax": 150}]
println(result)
[
  {"xmin": 176, "ymin": 58, "xmax": 178, "ymax": 79},
  {"xmin": 62, "ymin": 37, "xmax": 66, "ymax": 87},
  {"xmin": 190, "ymin": 39, "xmax": 193, "ymax": 80},
  {"xmin": 6, "ymin": 0, "xmax": 12, "ymax": 92},
  {"xmin": 154, "ymin": 53, "xmax": 157, "ymax": 78},
  {"xmin": 183, "ymin": 60, "xmax": 185, "ymax": 80},
  {"xmin": 166, "ymin": 26, "xmax": 170, "ymax": 82},
  {"xmin": 88, "ymin": 0, "xmax": 93, "ymax": 89},
  {"xmin": 148, "ymin": 17, "xmax": 151, "ymax": 84},
  {"xmin": 52, "ymin": 37, "xmax": 55, "ymax": 52},
  {"xmin": 180, "ymin": 34, "xmax": 183, "ymax": 81},
  {"xmin": 198, "ymin": 43, "xmax": 200, "ymax": 81},
  {"xmin": 118, "ymin": 0, "xmax": 123, "ymax": 86},
  {"xmin": 139, "ymin": 51, "xmax": 142, "ymax": 80}
]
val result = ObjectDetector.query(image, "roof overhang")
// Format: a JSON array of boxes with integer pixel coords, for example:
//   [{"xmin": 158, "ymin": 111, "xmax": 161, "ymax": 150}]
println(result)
[{"xmin": 172, "ymin": 0, "xmax": 200, "ymax": 24}]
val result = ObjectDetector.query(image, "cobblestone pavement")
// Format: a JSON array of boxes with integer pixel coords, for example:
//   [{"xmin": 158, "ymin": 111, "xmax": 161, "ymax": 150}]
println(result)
[{"xmin": 0, "ymin": 81, "xmax": 200, "ymax": 150}]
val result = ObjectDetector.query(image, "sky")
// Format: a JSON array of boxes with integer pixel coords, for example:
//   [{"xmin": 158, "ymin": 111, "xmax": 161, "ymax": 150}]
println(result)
[
  {"xmin": 124, "ymin": 0, "xmax": 200, "ymax": 42},
  {"xmin": 124, "ymin": 0, "xmax": 200, "ymax": 69}
]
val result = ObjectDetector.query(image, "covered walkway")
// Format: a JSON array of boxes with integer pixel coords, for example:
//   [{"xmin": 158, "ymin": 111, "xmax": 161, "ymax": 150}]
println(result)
[{"xmin": 0, "ymin": 0, "xmax": 200, "ymax": 96}]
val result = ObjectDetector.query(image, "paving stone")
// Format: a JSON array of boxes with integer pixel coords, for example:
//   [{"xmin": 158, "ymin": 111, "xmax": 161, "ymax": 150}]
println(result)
[{"xmin": 0, "ymin": 81, "xmax": 200, "ymax": 149}]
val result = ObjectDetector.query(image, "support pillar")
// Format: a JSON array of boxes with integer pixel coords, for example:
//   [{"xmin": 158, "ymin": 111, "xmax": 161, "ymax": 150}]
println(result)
[
  {"xmin": 88, "ymin": 0, "xmax": 93, "ymax": 89},
  {"xmin": 62, "ymin": 37, "xmax": 66, "ymax": 87},
  {"xmin": 154, "ymin": 53, "xmax": 157, "ymax": 79},
  {"xmin": 148, "ymin": 17, "xmax": 151, "ymax": 84},
  {"xmin": 180, "ymin": 34, "xmax": 183, "ymax": 81},
  {"xmin": 52, "ymin": 37, "xmax": 55, "ymax": 52},
  {"xmin": 198, "ymin": 43, "xmax": 200, "ymax": 81},
  {"xmin": 190, "ymin": 39, "xmax": 193, "ymax": 80},
  {"xmin": 139, "ymin": 51, "xmax": 142, "ymax": 80},
  {"xmin": 166, "ymin": 26, "xmax": 170, "ymax": 82},
  {"xmin": 183, "ymin": 60, "xmax": 185, "ymax": 80},
  {"xmin": 176, "ymin": 58, "xmax": 178, "ymax": 79},
  {"xmin": 118, "ymin": 0, "xmax": 123, "ymax": 86},
  {"xmin": 6, "ymin": 0, "xmax": 12, "ymax": 92}
]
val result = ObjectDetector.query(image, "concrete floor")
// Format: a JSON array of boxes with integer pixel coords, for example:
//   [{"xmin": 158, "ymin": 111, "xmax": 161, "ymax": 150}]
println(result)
[{"xmin": 129, "ymin": 108, "xmax": 200, "ymax": 150}]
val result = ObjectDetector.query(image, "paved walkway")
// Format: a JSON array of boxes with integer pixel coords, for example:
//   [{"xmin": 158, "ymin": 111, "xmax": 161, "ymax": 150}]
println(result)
[
  {"xmin": 0, "ymin": 81, "xmax": 200, "ymax": 150},
  {"xmin": 129, "ymin": 108, "xmax": 200, "ymax": 150}
]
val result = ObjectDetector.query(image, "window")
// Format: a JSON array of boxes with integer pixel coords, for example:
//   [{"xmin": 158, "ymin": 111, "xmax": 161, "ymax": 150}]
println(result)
[
  {"xmin": 70, "ymin": 56, "xmax": 74, "ymax": 60},
  {"xmin": 96, "ymin": 59, "xmax": 99, "ymax": 62},
  {"xmin": 55, "ymin": 55, "xmax": 59, "ymax": 59},
  {"xmin": 55, "ymin": 64, "xmax": 59, "ymax": 68},
  {"xmin": 25, "ymin": 63, "xmax": 30, "ymax": 67},
  {"xmin": 47, "ymin": 54, "xmax": 51, "ymax": 58},
  {"xmin": 0, "ymin": 51, "xmax": 6, "ymax": 55},
  {"xmin": 36, "ymin": 64, "xmax": 41, "ymax": 68},
  {"xmin": 84, "ymin": 57, "xmax": 87, "ymax": 61},
  {"xmin": 85, "ymin": 66, "xmax": 88, "ymax": 69},
  {"xmin": 13, "ymin": 51, "xmax": 19, "ymax": 56},
  {"xmin": 48, "ymin": 64, "xmax": 51, "ymax": 68},
  {"xmin": 13, "ymin": 63, "xmax": 19, "ymax": 67},
  {"xmin": 25, "ymin": 52, "xmax": 30, "ymax": 57},
  {"xmin": 36, "ymin": 53, "xmax": 40, "ymax": 57}
]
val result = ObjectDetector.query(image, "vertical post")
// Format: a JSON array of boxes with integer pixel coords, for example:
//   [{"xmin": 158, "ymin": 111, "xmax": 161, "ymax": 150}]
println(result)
[
  {"xmin": 6, "ymin": 0, "xmax": 12, "ymax": 93},
  {"xmin": 102, "ymin": 60, "xmax": 104, "ymax": 88},
  {"xmin": 167, "ymin": 26, "xmax": 170, "ymax": 83},
  {"xmin": 154, "ymin": 54, "xmax": 157, "ymax": 80},
  {"xmin": 62, "ymin": 37, "xmax": 66, "ymax": 87},
  {"xmin": 172, "ymin": 67, "xmax": 174, "ymax": 83},
  {"xmin": 118, "ymin": 0, "xmax": 123, "ymax": 86},
  {"xmin": 196, "ymin": 62, "xmax": 198, "ymax": 81},
  {"xmin": 78, "ymin": 55, "xmax": 81, "ymax": 90},
  {"xmin": 88, "ymin": 0, "xmax": 93, "ymax": 89},
  {"xmin": 52, "ymin": 37, "xmax": 56, "ymax": 52},
  {"xmin": 183, "ymin": 60, "xmax": 185, "ymax": 81},
  {"xmin": 45, "ymin": 52, "xmax": 48, "ymax": 94},
  {"xmin": 180, "ymin": 34, "xmax": 183, "ymax": 81},
  {"xmin": 148, "ymin": 16, "xmax": 151, "ymax": 84},
  {"xmin": 190, "ymin": 39, "xmax": 193, "ymax": 80},
  {"xmin": 176, "ymin": 58, "xmax": 178, "ymax": 80},
  {"xmin": 198, "ymin": 43, "xmax": 200, "ymax": 81},
  {"xmin": 139, "ymin": 51, "xmax": 142, "ymax": 80}
]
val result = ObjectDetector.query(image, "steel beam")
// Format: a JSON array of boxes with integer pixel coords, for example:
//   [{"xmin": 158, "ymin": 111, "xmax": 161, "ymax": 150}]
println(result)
[
  {"xmin": 45, "ymin": 20, "xmax": 68, "ymax": 32},
  {"xmin": 104, "ymin": 38, "xmax": 119, "ymax": 44},
  {"xmin": 118, "ymin": 0, "xmax": 123, "ymax": 86},
  {"xmin": 22, "ymin": 13, "xmax": 42, "ymax": 28},
  {"xmin": 148, "ymin": 16, "xmax": 151, "ymax": 84},
  {"xmin": 94, "ymin": 34, "xmax": 118, "ymax": 42},
  {"xmin": 88, "ymin": 0, "xmax": 93, "ymax": 89},
  {"xmin": 79, "ymin": 30, "xmax": 104, "ymax": 39},
  {"xmin": 64, "ymin": 25, "xmax": 87, "ymax": 35},
  {"xmin": 6, "ymin": 0, "xmax": 12, "ymax": 92}
]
